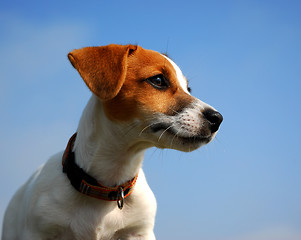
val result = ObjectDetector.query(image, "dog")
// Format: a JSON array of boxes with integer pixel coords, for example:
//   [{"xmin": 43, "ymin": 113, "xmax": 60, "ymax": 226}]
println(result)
[{"xmin": 2, "ymin": 44, "xmax": 223, "ymax": 240}]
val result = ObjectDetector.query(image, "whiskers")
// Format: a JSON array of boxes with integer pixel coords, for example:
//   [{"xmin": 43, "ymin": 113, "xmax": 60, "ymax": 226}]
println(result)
[
  {"xmin": 120, "ymin": 116, "xmax": 161, "ymax": 138},
  {"xmin": 158, "ymin": 125, "xmax": 173, "ymax": 142},
  {"xmin": 120, "ymin": 104, "xmax": 205, "ymax": 151},
  {"xmin": 170, "ymin": 128, "xmax": 181, "ymax": 148},
  {"xmin": 168, "ymin": 107, "xmax": 180, "ymax": 115},
  {"xmin": 139, "ymin": 122, "xmax": 158, "ymax": 136}
]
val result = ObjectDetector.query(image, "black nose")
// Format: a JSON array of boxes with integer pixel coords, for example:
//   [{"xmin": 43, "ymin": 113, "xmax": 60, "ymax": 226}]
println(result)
[{"xmin": 203, "ymin": 109, "xmax": 223, "ymax": 133}]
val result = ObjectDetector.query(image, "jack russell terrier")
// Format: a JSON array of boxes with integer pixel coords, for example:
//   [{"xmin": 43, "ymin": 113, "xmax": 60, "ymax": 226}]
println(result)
[{"xmin": 2, "ymin": 44, "xmax": 223, "ymax": 240}]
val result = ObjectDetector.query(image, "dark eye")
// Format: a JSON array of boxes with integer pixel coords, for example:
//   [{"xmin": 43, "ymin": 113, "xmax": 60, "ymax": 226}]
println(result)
[{"xmin": 146, "ymin": 74, "xmax": 169, "ymax": 90}]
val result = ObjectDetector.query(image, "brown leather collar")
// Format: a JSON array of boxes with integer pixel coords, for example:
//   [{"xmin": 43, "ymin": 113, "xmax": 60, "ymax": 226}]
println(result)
[{"xmin": 62, "ymin": 133, "xmax": 138, "ymax": 209}]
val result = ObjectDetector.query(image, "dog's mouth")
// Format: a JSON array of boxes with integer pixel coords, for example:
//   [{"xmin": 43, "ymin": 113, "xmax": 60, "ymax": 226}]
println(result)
[
  {"xmin": 151, "ymin": 123, "xmax": 170, "ymax": 133},
  {"xmin": 150, "ymin": 123, "xmax": 211, "ymax": 145}
]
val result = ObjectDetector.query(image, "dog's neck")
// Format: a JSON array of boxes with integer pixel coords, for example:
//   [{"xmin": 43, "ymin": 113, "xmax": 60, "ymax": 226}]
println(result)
[{"xmin": 73, "ymin": 95, "xmax": 150, "ymax": 187}]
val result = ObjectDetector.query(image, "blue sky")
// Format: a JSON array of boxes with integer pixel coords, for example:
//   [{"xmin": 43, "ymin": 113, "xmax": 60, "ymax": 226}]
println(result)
[{"xmin": 0, "ymin": 1, "xmax": 300, "ymax": 239}]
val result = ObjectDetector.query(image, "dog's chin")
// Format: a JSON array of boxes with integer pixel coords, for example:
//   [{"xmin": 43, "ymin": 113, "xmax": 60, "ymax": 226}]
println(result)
[{"xmin": 150, "ymin": 127, "xmax": 214, "ymax": 152}]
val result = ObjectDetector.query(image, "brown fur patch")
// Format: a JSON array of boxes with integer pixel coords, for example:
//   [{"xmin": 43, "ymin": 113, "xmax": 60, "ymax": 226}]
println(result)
[
  {"xmin": 103, "ymin": 46, "xmax": 193, "ymax": 122},
  {"xmin": 68, "ymin": 44, "xmax": 137, "ymax": 100},
  {"xmin": 69, "ymin": 44, "xmax": 193, "ymax": 122}
]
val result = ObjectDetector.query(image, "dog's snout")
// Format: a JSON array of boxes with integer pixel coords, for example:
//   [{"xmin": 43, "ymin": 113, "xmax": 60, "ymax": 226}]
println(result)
[{"xmin": 203, "ymin": 109, "xmax": 223, "ymax": 133}]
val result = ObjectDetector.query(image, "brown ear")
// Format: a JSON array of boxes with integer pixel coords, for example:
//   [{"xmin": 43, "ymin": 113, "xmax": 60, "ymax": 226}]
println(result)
[{"xmin": 68, "ymin": 44, "xmax": 138, "ymax": 100}]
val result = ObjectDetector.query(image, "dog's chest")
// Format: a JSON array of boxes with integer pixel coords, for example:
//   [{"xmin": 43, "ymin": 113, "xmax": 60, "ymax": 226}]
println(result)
[
  {"xmin": 69, "ymin": 203, "xmax": 143, "ymax": 240},
  {"xmin": 97, "ymin": 209, "xmax": 126, "ymax": 239}
]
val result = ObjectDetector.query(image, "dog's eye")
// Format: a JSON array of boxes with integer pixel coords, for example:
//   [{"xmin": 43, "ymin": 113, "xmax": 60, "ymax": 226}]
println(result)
[{"xmin": 146, "ymin": 74, "xmax": 169, "ymax": 90}]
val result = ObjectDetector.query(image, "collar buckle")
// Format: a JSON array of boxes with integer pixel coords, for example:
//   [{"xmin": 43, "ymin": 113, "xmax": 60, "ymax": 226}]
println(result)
[{"xmin": 117, "ymin": 187, "xmax": 124, "ymax": 210}]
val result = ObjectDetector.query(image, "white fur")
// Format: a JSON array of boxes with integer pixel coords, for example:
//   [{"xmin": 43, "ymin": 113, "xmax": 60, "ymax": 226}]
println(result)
[
  {"xmin": 162, "ymin": 55, "xmax": 190, "ymax": 94},
  {"xmin": 2, "ymin": 96, "xmax": 157, "ymax": 240},
  {"xmin": 2, "ymin": 53, "xmax": 219, "ymax": 240}
]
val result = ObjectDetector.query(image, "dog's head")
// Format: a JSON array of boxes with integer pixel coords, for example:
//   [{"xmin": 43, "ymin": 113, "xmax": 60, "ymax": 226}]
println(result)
[{"xmin": 68, "ymin": 44, "xmax": 222, "ymax": 152}]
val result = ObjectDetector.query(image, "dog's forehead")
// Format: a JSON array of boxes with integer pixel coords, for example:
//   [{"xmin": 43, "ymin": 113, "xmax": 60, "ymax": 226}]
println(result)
[
  {"xmin": 161, "ymin": 55, "xmax": 190, "ymax": 94},
  {"xmin": 129, "ymin": 47, "xmax": 189, "ymax": 93}
]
